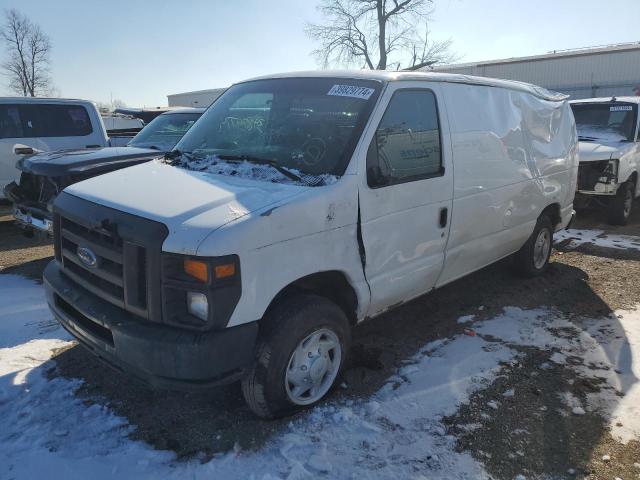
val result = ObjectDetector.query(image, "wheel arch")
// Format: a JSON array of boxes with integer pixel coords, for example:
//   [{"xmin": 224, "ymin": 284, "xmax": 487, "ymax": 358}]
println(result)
[
  {"xmin": 263, "ymin": 270, "xmax": 359, "ymax": 326},
  {"xmin": 540, "ymin": 202, "xmax": 562, "ymax": 228}
]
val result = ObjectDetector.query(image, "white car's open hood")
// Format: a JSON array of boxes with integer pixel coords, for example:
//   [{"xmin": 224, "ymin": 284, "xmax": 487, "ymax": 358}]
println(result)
[{"xmin": 64, "ymin": 160, "xmax": 309, "ymax": 254}]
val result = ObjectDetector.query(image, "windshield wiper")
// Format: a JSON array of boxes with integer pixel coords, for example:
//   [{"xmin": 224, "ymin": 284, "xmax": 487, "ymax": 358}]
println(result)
[
  {"xmin": 164, "ymin": 149, "xmax": 199, "ymax": 164},
  {"xmin": 217, "ymin": 154, "xmax": 302, "ymax": 182},
  {"xmin": 164, "ymin": 149, "xmax": 182, "ymax": 161}
]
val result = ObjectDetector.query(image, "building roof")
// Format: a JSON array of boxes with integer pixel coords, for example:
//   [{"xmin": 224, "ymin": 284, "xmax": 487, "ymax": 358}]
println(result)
[
  {"xmin": 241, "ymin": 69, "xmax": 568, "ymax": 101},
  {"xmin": 431, "ymin": 42, "xmax": 640, "ymax": 70},
  {"xmin": 167, "ymin": 88, "xmax": 226, "ymax": 98}
]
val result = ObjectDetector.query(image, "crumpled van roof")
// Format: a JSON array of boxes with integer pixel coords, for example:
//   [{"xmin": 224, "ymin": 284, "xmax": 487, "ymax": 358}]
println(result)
[
  {"xmin": 241, "ymin": 70, "xmax": 568, "ymax": 102},
  {"xmin": 570, "ymin": 96, "xmax": 640, "ymax": 105}
]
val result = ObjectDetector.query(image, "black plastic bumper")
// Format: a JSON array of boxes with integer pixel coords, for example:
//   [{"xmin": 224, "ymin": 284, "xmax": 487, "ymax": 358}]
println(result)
[{"xmin": 43, "ymin": 260, "xmax": 258, "ymax": 390}]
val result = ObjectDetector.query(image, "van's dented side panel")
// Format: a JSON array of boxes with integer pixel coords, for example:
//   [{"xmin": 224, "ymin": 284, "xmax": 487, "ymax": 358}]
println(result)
[{"xmin": 436, "ymin": 83, "xmax": 577, "ymax": 286}]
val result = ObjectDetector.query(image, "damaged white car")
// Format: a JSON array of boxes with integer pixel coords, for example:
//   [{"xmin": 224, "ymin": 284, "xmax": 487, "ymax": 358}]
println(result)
[
  {"xmin": 43, "ymin": 71, "xmax": 577, "ymax": 418},
  {"xmin": 570, "ymin": 97, "xmax": 640, "ymax": 224}
]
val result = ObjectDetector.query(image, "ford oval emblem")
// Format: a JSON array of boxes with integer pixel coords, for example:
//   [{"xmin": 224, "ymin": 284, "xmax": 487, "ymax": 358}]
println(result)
[{"xmin": 77, "ymin": 246, "xmax": 98, "ymax": 268}]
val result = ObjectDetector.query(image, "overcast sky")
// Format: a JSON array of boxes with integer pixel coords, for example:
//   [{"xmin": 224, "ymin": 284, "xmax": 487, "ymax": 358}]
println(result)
[{"xmin": 1, "ymin": 0, "xmax": 639, "ymax": 107}]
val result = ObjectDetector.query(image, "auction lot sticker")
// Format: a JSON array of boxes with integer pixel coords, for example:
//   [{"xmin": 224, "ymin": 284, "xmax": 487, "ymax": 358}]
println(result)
[{"xmin": 328, "ymin": 84, "xmax": 375, "ymax": 100}]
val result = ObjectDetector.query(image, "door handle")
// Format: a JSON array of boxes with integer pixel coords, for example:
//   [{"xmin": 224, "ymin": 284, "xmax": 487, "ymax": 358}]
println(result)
[{"xmin": 438, "ymin": 207, "xmax": 448, "ymax": 228}]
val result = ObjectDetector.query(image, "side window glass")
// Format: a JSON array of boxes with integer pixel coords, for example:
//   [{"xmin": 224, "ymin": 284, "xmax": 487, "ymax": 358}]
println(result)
[
  {"xmin": 0, "ymin": 105, "xmax": 24, "ymax": 139},
  {"xmin": 367, "ymin": 90, "xmax": 442, "ymax": 187},
  {"xmin": 37, "ymin": 104, "xmax": 93, "ymax": 137}
]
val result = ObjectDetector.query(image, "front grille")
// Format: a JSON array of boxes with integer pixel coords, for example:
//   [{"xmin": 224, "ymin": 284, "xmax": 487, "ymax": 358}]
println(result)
[
  {"xmin": 58, "ymin": 214, "xmax": 148, "ymax": 315},
  {"xmin": 53, "ymin": 192, "xmax": 168, "ymax": 323}
]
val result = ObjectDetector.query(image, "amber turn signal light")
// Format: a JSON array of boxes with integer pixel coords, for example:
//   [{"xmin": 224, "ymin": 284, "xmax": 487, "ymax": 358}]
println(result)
[
  {"xmin": 214, "ymin": 263, "xmax": 236, "ymax": 279},
  {"xmin": 184, "ymin": 259, "xmax": 209, "ymax": 283}
]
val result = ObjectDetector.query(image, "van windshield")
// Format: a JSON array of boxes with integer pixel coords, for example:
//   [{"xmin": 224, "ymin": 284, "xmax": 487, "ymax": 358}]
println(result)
[
  {"xmin": 571, "ymin": 103, "xmax": 638, "ymax": 142},
  {"xmin": 170, "ymin": 77, "xmax": 381, "ymax": 186}
]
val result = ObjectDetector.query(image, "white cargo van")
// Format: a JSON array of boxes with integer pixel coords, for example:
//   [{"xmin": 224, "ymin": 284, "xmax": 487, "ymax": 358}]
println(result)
[{"xmin": 43, "ymin": 71, "xmax": 578, "ymax": 418}]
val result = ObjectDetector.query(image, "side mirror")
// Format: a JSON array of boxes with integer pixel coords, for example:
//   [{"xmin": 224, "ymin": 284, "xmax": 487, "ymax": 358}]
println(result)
[{"xmin": 13, "ymin": 144, "xmax": 35, "ymax": 155}]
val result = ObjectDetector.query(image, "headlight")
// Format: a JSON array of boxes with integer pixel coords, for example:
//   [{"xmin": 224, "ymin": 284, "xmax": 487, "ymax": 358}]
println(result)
[
  {"xmin": 187, "ymin": 292, "xmax": 208, "ymax": 321},
  {"xmin": 600, "ymin": 159, "xmax": 618, "ymax": 183},
  {"xmin": 161, "ymin": 253, "xmax": 241, "ymax": 331}
]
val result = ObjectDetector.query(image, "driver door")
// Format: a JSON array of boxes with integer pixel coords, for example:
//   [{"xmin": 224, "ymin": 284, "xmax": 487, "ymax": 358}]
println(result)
[{"xmin": 358, "ymin": 84, "xmax": 453, "ymax": 316}]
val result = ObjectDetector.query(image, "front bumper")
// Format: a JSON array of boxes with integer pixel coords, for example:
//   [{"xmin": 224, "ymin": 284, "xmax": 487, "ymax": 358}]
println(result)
[
  {"xmin": 44, "ymin": 260, "xmax": 258, "ymax": 390},
  {"xmin": 4, "ymin": 180, "xmax": 54, "ymax": 234},
  {"xmin": 13, "ymin": 204, "xmax": 53, "ymax": 234},
  {"xmin": 577, "ymin": 185, "xmax": 618, "ymax": 196}
]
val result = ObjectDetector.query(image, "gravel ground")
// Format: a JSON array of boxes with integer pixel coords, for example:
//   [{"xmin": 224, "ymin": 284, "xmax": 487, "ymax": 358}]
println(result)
[
  {"xmin": 2, "ymin": 198, "xmax": 640, "ymax": 477},
  {"xmin": 0, "ymin": 202, "xmax": 53, "ymax": 280}
]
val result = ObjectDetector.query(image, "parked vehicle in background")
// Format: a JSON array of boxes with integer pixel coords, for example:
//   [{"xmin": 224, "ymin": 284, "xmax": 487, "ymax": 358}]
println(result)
[
  {"xmin": 0, "ymin": 97, "xmax": 141, "ymax": 198},
  {"xmin": 43, "ymin": 71, "xmax": 577, "ymax": 418},
  {"xmin": 4, "ymin": 107, "xmax": 203, "ymax": 234},
  {"xmin": 570, "ymin": 97, "xmax": 640, "ymax": 224},
  {"xmin": 101, "ymin": 113, "xmax": 145, "ymax": 143},
  {"xmin": 114, "ymin": 107, "xmax": 177, "ymax": 124}
]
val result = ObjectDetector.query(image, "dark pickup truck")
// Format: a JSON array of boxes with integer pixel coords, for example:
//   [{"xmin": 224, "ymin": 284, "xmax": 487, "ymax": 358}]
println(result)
[{"xmin": 5, "ymin": 107, "xmax": 203, "ymax": 234}]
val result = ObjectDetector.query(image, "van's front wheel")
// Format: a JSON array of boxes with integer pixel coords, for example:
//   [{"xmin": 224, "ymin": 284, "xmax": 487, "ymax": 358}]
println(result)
[
  {"xmin": 241, "ymin": 295, "xmax": 350, "ymax": 419},
  {"xmin": 514, "ymin": 215, "xmax": 553, "ymax": 276}
]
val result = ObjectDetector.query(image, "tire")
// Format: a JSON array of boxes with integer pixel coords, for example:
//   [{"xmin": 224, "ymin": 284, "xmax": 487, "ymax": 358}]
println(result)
[
  {"xmin": 513, "ymin": 215, "xmax": 553, "ymax": 277},
  {"xmin": 607, "ymin": 180, "xmax": 635, "ymax": 226},
  {"xmin": 241, "ymin": 294, "xmax": 351, "ymax": 419}
]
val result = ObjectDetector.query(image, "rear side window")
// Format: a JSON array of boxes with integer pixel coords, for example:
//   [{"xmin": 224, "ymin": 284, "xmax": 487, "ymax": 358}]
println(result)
[
  {"xmin": 367, "ymin": 89, "xmax": 442, "ymax": 187},
  {"xmin": 0, "ymin": 105, "xmax": 24, "ymax": 138},
  {"xmin": 0, "ymin": 103, "xmax": 93, "ymax": 139},
  {"xmin": 37, "ymin": 104, "xmax": 93, "ymax": 137}
]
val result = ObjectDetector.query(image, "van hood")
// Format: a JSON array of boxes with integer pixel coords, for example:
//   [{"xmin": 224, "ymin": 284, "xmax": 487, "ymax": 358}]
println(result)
[
  {"xmin": 578, "ymin": 141, "xmax": 621, "ymax": 163},
  {"xmin": 64, "ymin": 160, "xmax": 310, "ymax": 254},
  {"xmin": 18, "ymin": 146, "xmax": 161, "ymax": 177}
]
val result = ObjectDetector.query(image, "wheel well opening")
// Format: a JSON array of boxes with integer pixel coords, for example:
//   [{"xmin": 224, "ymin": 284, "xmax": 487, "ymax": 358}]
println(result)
[
  {"xmin": 266, "ymin": 271, "xmax": 358, "ymax": 325},
  {"xmin": 541, "ymin": 203, "xmax": 561, "ymax": 228}
]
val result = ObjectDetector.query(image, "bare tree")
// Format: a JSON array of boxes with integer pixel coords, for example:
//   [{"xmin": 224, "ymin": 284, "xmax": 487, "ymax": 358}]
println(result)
[
  {"xmin": 306, "ymin": 0, "xmax": 459, "ymax": 70},
  {"xmin": 1, "ymin": 9, "xmax": 52, "ymax": 96}
]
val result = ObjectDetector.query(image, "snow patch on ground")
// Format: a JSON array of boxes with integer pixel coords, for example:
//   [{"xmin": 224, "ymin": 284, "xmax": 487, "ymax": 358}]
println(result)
[
  {"xmin": 575, "ymin": 309, "xmax": 640, "ymax": 443},
  {"xmin": 1, "ymin": 275, "xmax": 639, "ymax": 478},
  {"xmin": 456, "ymin": 314, "xmax": 475, "ymax": 324},
  {"xmin": 555, "ymin": 229, "xmax": 640, "ymax": 252},
  {"xmin": 476, "ymin": 306, "xmax": 640, "ymax": 444}
]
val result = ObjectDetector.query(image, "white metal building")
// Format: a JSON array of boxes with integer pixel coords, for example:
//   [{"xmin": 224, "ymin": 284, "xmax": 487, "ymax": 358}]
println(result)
[
  {"xmin": 167, "ymin": 88, "xmax": 226, "ymax": 108},
  {"xmin": 428, "ymin": 42, "xmax": 640, "ymax": 99}
]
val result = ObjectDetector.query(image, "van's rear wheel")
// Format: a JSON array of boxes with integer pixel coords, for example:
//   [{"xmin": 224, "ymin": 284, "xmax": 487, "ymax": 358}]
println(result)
[
  {"xmin": 241, "ymin": 295, "xmax": 350, "ymax": 419},
  {"xmin": 608, "ymin": 180, "xmax": 634, "ymax": 226},
  {"xmin": 514, "ymin": 215, "xmax": 553, "ymax": 276}
]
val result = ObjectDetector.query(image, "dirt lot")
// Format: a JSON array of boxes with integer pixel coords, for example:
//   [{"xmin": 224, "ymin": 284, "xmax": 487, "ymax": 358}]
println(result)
[{"xmin": 2, "ymin": 199, "xmax": 640, "ymax": 478}]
